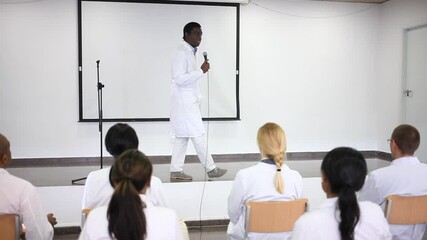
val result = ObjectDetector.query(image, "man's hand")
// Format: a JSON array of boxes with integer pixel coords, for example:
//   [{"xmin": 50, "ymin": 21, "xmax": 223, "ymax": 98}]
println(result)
[
  {"xmin": 201, "ymin": 61, "xmax": 210, "ymax": 73},
  {"xmin": 47, "ymin": 213, "xmax": 57, "ymax": 226}
]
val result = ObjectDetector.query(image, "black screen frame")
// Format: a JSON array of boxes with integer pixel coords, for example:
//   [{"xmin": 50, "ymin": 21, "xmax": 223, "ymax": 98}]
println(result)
[{"xmin": 77, "ymin": 0, "xmax": 240, "ymax": 122}]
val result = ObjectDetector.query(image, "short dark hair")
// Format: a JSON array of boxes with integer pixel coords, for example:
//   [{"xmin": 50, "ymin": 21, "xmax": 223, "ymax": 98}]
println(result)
[
  {"xmin": 183, "ymin": 22, "xmax": 201, "ymax": 40},
  {"xmin": 105, "ymin": 123, "xmax": 139, "ymax": 157},
  {"xmin": 391, "ymin": 124, "xmax": 420, "ymax": 155}
]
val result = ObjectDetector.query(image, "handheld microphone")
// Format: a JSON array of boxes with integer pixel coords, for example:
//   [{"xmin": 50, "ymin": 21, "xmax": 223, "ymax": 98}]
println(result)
[
  {"xmin": 96, "ymin": 60, "xmax": 100, "ymax": 64},
  {"xmin": 203, "ymin": 52, "xmax": 208, "ymax": 62}
]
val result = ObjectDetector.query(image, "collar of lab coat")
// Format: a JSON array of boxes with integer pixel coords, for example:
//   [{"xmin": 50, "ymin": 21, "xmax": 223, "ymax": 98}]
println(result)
[
  {"xmin": 181, "ymin": 40, "xmax": 196, "ymax": 54},
  {"xmin": 319, "ymin": 197, "xmax": 342, "ymax": 222},
  {"xmin": 319, "ymin": 197, "xmax": 338, "ymax": 209},
  {"xmin": 258, "ymin": 160, "xmax": 290, "ymax": 171},
  {"xmin": 0, "ymin": 168, "xmax": 8, "ymax": 174},
  {"xmin": 260, "ymin": 158, "xmax": 275, "ymax": 165},
  {"xmin": 391, "ymin": 156, "xmax": 420, "ymax": 166}
]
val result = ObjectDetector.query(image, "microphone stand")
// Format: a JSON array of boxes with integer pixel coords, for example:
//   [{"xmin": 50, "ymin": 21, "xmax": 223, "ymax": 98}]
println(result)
[
  {"xmin": 96, "ymin": 60, "xmax": 104, "ymax": 169},
  {"xmin": 72, "ymin": 60, "xmax": 104, "ymax": 184}
]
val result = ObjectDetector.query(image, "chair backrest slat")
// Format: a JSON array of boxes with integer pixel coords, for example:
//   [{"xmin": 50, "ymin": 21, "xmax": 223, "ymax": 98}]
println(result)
[
  {"xmin": 245, "ymin": 198, "xmax": 308, "ymax": 234},
  {"xmin": 0, "ymin": 214, "xmax": 20, "ymax": 240},
  {"xmin": 385, "ymin": 195, "xmax": 427, "ymax": 224}
]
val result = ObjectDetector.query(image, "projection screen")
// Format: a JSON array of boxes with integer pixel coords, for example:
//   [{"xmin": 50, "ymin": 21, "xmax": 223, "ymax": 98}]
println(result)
[{"xmin": 78, "ymin": 0, "xmax": 240, "ymax": 122}]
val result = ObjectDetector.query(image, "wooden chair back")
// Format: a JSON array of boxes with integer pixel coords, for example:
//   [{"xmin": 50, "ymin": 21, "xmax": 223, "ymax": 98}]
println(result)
[
  {"xmin": 384, "ymin": 195, "xmax": 427, "ymax": 224},
  {"xmin": 0, "ymin": 214, "xmax": 20, "ymax": 240},
  {"xmin": 244, "ymin": 198, "xmax": 308, "ymax": 238}
]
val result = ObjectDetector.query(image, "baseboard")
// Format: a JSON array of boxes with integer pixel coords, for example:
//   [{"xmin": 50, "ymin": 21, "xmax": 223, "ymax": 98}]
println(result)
[
  {"xmin": 54, "ymin": 219, "xmax": 230, "ymax": 235},
  {"xmin": 10, "ymin": 151, "xmax": 392, "ymax": 168},
  {"xmin": 186, "ymin": 219, "xmax": 230, "ymax": 228},
  {"xmin": 54, "ymin": 226, "xmax": 81, "ymax": 235}
]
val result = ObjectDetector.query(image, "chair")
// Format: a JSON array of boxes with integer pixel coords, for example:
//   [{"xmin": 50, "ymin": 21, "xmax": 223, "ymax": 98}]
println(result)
[
  {"xmin": 81, "ymin": 208, "xmax": 92, "ymax": 227},
  {"xmin": 244, "ymin": 198, "xmax": 308, "ymax": 238},
  {"xmin": 0, "ymin": 214, "xmax": 21, "ymax": 240},
  {"xmin": 384, "ymin": 195, "xmax": 427, "ymax": 224}
]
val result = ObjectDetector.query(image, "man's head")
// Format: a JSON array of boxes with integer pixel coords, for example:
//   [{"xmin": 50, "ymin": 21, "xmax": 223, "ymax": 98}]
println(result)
[
  {"xmin": 390, "ymin": 124, "xmax": 420, "ymax": 158},
  {"xmin": 183, "ymin": 22, "xmax": 202, "ymax": 48},
  {"xmin": 105, "ymin": 123, "xmax": 139, "ymax": 158},
  {"xmin": 0, "ymin": 134, "xmax": 12, "ymax": 168}
]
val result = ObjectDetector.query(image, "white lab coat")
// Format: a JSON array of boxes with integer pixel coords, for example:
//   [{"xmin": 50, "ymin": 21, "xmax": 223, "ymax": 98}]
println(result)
[
  {"xmin": 170, "ymin": 40, "xmax": 205, "ymax": 137},
  {"xmin": 292, "ymin": 197, "xmax": 392, "ymax": 240},
  {"xmin": 227, "ymin": 161, "xmax": 303, "ymax": 240},
  {"xmin": 79, "ymin": 195, "xmax": 183, "ymax": 240},
  {"xmin": 82, "ymin": 167, "xmax": 170, "ymax": 209},
  {"xmin": 358, "ymin": 156, "xmax": 427, "ymax": 240},
  {"xmin": 0, "ymin": 169, "xmax": 53, "ymax": 240}
]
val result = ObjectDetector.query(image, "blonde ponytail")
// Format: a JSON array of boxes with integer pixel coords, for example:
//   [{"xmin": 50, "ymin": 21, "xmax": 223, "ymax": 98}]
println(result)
[
  {"xmin": 257, "ymin": 122, "xmax": 287, "ymax": 194},
  {"xmin": 273, "ymin": 152, "xmax": 285, "ymax": 193}
]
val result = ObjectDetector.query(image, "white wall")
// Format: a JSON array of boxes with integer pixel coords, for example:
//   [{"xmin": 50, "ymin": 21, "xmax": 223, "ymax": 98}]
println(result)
[
  {"xmin": 1, "ymin": 0, "xmax": 389, "ymax": 159},
  {"xmin": 239, "ymin": 0, "xmax": 381, "ymax": 152},
  {"xmin": 375, "ymin": 0, "xmax": 427, "ymax": 154}
]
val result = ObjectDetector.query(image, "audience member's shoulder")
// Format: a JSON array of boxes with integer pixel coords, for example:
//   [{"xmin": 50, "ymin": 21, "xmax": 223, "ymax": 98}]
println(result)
[
  {"xmin": 87, "ymin": 167, "xmax": 111, "ymax": 179},
  {"xmin": 151, "ymin": 175, "xmax": 162, "ymax": 184},
  {"xmin": 296, "ymin": 206, "xmax": 326, "ymax": 225},
  {"xmin": 368, "ymin": 163, "xmax": 395, "ymax": 176},
  {"xmin": 147, "ymin": 205, "xmax": 178, "ymax": 220},
  {"xmin": 5, "ymin": 173, "xmax": 35, "ymax": 190},
  {"xmin": 359, "ymin": 200, "xmax": 384, "ymax": 215}
]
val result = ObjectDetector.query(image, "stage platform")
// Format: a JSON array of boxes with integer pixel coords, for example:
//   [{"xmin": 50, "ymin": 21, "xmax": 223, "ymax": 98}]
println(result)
[{"xmin": 8, "ymin": 152, "xmax": 391, "ymax": 186}]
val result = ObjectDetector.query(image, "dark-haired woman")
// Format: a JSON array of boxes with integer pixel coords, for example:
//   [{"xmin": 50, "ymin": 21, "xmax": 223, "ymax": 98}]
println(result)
[
  {"xmin": 79, "ymin": 149, "xmax": 183, "ymax": 240},
  {"xmin": 292, "ymin": 147, "xmax": 391, "ymax": 240}
]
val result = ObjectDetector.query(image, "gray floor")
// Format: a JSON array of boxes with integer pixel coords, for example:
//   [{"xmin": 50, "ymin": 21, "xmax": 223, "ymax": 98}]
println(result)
[{"xmin": 8, "ymin": 158, "xmax": 391, "ymax": 186}]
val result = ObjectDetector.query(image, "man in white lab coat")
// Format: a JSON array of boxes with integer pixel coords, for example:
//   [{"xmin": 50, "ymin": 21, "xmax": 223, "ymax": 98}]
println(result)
[
  {"xmin": 0, "ymin": 133, "xmax": 57, "ymax": 240},
  {"xmin": 359, "ymin": 124, "xmax": 427, "ymax": 240},
  {"xmin": 170, "ymin": 22, "xmax": 227, "ymax": 181}
]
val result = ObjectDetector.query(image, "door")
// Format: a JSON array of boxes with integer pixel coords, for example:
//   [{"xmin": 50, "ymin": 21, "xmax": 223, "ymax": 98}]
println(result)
[{"xmin": 404, "ymin": 24, "xmax": 427, "ymax": 163}]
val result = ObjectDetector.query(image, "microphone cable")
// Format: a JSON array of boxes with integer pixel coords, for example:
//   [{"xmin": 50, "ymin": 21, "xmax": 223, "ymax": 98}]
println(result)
[{"xmin": 198, "ymin": 60, "xmax": 211, "ymax": 240}]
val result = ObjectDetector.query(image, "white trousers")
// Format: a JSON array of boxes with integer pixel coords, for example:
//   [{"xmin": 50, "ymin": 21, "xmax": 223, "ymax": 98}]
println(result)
[{"xmin": 170, "ymin": 135, "xmax": 216, "ymax": 172}]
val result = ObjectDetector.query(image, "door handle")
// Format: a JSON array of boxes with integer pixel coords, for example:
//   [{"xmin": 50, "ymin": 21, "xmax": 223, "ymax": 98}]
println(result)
[{"xmin": 404, "ymin": 89, "xmax": 413, "ymax": 97}]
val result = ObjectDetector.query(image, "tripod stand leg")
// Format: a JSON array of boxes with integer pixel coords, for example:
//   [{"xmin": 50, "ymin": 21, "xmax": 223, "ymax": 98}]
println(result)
[{"xmin": 71, "ymin": 177, "xmax": 87, "ymax": 185}]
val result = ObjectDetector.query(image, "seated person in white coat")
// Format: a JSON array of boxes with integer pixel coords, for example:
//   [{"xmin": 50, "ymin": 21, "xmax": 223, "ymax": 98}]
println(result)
[
  {"xmin": 359, "ymin": 124, "xmax": 427, "ymax": 240},
  {"xmin": 227, "ymin": 122, "xmax": 303, "ymax": 240},
  {"xmin": 292, "ymin": 147, "xmax": 392, "ymax": 240},
  {"xmin": 79, "ymin": 149, "xmax": 183, "ymax": 240},
  {"xmin": 0, "ymin": 133, "xmax": 57, "ymax": 240},
  {"xmin": 82, "ymin": 123, "xmax": 169, "ymax": 209}
]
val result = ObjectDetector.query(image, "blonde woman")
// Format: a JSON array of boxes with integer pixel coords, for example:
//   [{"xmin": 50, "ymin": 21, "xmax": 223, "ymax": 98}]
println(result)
[{"xmin": 227, "ymin": 122, "xmax": 303, "ymax": 240}]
